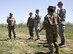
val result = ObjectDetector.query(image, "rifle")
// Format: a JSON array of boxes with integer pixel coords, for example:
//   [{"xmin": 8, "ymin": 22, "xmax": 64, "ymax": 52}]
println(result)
[{"xmin": 39, "ymin": 27, "xmax": 44, "ymax": 32}]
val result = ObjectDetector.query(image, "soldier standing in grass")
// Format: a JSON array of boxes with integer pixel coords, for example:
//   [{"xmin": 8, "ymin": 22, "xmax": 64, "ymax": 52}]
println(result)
[
  {"xmin": 57, "ymin": 1, "xmax": 66, "ymax": 48},
  {"xmin": 43, "ymin": 6, "xmax": 61, "ymax": 54},
  {"xmin": 27, "ymin": 12, "xmax": 34, "ymax": 40},
  {"xmin": 7, "ymin": 13, "xmax": 16, "ymax": 40},
  {"xmin": 34, "ymin": 9, "xmax": 41, "ymax": 40}
]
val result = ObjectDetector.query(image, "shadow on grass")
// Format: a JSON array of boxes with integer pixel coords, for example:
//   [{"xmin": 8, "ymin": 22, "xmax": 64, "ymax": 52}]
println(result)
[
  {"xmin": 38, "ymin": 42, "xmax": 48, "ymax": 48},
  {"xmin": 38, "ymin": 42, "xmax": 47, "ymax": 45},
  {"xmin": 34, "ymin": 52, "xmax": 46, "ymax": 54},
  {"xmin": 0, "ymin": 37, "xmax": 31, "ymax": 41},
  {"xmin": 16, "ymin": 37, "xmax": 24, "ymax": 40},
  {"xmin": 0, "ymin": 38, "xmax": 9, "ymax": 41}
]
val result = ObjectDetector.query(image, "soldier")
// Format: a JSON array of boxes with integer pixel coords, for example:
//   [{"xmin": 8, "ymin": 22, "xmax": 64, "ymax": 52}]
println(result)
[
  {"xmin": 57, "ymin": 1, "xmax": 66, "ymax": 47},
  {"xmin": 7, "ymin": 13, "xmax": 16, "ymax": 40},
  {"xmin": 43, "ymin": 6, "xmax": 61, "ymax": 54},
  {"xmin": 27, "ymin": 12, "xmax": 34, "ymax": 40},
  {"xmin": 34, "ymin": 9, "xmax": 41, "ymax": 40}
]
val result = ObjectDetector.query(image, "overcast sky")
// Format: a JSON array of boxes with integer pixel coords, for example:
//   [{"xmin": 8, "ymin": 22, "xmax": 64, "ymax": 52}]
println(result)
[{"xmin": 0, "ymin": 0, "xmax": 73, "ymax": 24}]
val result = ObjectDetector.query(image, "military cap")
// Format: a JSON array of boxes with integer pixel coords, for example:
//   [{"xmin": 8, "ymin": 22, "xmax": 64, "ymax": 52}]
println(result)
[
  {"xmin": 57, "ymin": 1, "xmax": 63, "ymax": 6},
  {"xmin": 47, "ymin": 6, "xmax": 56, "ymax": 12}
]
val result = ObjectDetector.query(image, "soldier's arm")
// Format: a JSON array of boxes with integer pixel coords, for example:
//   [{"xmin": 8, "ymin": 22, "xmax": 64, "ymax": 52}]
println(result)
[
  {"xmin": 57, "ymin": 15, "xmax": 62, "ymax": 23},
  {"xmin": 38, "ymin": 16, "xmax": 41, "ymax": 23},
  {"xmin": 7, "ymin": 17, "xmax": 9, "ymax": 23},
  {"xmin": 43, "ymin": 15, "xmax": 48, "ymax": 27},
  {"xmin": 14, "ymin": 18, "xmax": 16, "ymax": 28},
  {"xmin": 14, "ymin": 18, "xmax": 16, "ymax": 25},
  {"xmin": 57, "ymin": 9, "xmax": 59, "ymax": 14},
  {"xmin": 39, "ymin": 16, "xmax": 47, "ymax": 32},
  {"xmin": 27, "ymin": 18, "xmax": 29, "ymax": 27},
  {"xmin": 63, "ymin": 9, "xmax": 66, "ymax": 19}
]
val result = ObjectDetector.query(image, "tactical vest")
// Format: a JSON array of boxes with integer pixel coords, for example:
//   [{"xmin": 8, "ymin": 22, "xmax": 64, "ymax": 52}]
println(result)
[
  {"xmin": 46, "ymin": 13, "xmax": 59, "ymax": 25},
  {"xmin": 43, "ymin": 13, "xmax": 60, "ymax": 29}
]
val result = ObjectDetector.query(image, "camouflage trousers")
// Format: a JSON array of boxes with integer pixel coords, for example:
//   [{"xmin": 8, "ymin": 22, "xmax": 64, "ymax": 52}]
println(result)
[
  {"xmin": 34, "ymin": 25, "xmax": 40, "ymax": 39},
  {"xmin": 8, "ymin": 26, "xmax": 16, "ymax": 39},
  {"xmin": 59, "ymin": 23, "xmax": 65, "ymax": 45},
  {"xmin": 45, "ymin": 25, "xmax": 59, "ymax": 54},
  {"xmin": 28, "ymin": 26, "xmax": 34, "ymax": 37}
]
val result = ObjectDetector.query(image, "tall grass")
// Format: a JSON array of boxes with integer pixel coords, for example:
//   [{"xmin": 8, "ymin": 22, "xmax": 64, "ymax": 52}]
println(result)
[
  {"xmin": 0, "ymin": 22, "xmax": 73, "ymax": 39},
  {"xmin": 0, "ymin": 22, "xmax": 73, "ymax": 54}
]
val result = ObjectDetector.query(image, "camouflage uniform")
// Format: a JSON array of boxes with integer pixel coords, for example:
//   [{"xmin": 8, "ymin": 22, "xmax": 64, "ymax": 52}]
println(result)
[
  {"xmin": 7, "ymin": 13, "xmax": 16, "ymax": 39},
  {"xmin": 34, "ymin": 9, "xmax": 41, "ymax": 40},
  {"xmin": 27, "ymin": 13, "xmax": 34, "ymax": 39},
  {"xmin": 57, "ymin": 1, "xmax": 66, "ymax": 46},
  {"xmin": 43, "ymin": 6, "xmax": 61, "ymax": 54}
]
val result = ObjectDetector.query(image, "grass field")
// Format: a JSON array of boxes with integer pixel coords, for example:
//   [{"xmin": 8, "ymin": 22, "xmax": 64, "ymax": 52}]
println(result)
[{"xmin": 0, "ymin": 23, "xmax": 73, "ymax": 54}]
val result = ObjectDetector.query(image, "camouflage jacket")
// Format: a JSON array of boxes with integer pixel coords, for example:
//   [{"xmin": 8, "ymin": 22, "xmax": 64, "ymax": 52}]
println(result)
[
  {"xmin": 27, "ymin": 17, "xmax": 34, "ymax": 27},
  {"xmin": 34, "ymin": 15, "xmax": 41, "ymax": 26},
  {"xmin": 43, "ymin": 12, "xmax": 61, "ymax": 29},
  {"xmin": 7, "ymin": 17, "xmax": 16, "ymax": 26}
]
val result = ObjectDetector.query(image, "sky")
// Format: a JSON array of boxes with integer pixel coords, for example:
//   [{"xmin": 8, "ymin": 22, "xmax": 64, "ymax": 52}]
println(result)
[{"xmin": 0, "ymin": 0, "xmax": 73, "ymax": 24}]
